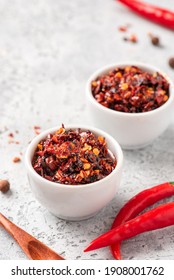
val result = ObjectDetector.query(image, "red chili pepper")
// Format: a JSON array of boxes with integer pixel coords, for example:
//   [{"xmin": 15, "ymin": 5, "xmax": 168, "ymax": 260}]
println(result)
[
  {"xmin": 117, "ymin": 0, "xmax": 174, "ymax": 30},
  {"xmin": 110, "ymin": 182, "xmax": 174, "ymax": 260},
  {"xmin": 84, "ymin": 201, "xmax": 174, "ymax": 252}
]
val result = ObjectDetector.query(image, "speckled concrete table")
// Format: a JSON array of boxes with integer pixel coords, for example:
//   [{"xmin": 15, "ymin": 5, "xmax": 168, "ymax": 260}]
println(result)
[{"xmin": 1, "ymin": 0, "xmax": 174, "ymax": 260}]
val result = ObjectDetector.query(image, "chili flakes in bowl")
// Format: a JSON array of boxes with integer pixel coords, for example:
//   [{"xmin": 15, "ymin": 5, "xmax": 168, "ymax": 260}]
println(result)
[
  {"xmin": 91, "ymin": 66, "xmax": 169, "ymax": 113},
  {"xmin": 32, "ymin": 125, "xmax": 117, "ymax": 185}
]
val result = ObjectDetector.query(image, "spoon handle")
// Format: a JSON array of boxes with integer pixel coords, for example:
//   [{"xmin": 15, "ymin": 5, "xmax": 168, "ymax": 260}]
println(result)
[
  {"xmin": 0, "ymin": 213, "xmax": 64, "ymax": 260},
  {"xmin": 0, "ymin": 213, "xmax": 21, "ymax": 240}
]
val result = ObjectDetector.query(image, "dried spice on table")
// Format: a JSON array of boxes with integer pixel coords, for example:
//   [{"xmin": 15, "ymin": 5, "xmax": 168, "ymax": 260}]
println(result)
[
  {"xmin": 33, "ymin": 126, "xmax": 41, "ymax": 135},
  {"xmin": 118, "ymin": 26, "xmax": 127, "ymax": 32},
  {"xmin": 0, "ymin": 180, "xmax": 10, "ymax": 193},
  {"xmin": 13, "ymin": 157, "xmax": 21, "ymax": 163},
  {"xmin": 91, "ymin": 66, "xmax": 169, "ymax": 113},
  {"xmin": 168, "ymin": 57, "xmax": 174, "ymax": 69},
  {"xmin": 8, "ymin": 133, "xmax": 14, "ymax": 138},
  {"xmin": 123, "ymin": 33, "xmax": 138, "ymax": 43},
  {"xmin": 7, "ymin": 131, "xmax": 20, "ymax": 145},
  {"xmin": 32, "ymin": 125, "xmax": 116, "ymax": 185},
  {"xmin": 148, "ymin": 33, "xmax": 160, "ymax": 46}
]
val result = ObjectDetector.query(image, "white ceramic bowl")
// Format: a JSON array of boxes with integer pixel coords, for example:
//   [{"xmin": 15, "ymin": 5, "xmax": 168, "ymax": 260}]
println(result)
[
  {"xmin": 25, "ymin": 125, "xmax": 123, "ymax": 221},
  {"xmin": 86, "ymin": 62, "xmax": 174, "ymax": 149}
]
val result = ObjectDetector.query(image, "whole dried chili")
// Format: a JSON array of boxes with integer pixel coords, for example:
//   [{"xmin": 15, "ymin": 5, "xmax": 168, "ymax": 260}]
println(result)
[
  {"xmin": 84, "ymin": 201, "xmax": 174, "ymax": 252},
  {"xmin": 91, "ymin": 66, "xmax": 169, "ymax": 113},
  {"xmin": 111, "ymin": 182, "xmax": 174, "ymax": 260},
  {"xmin": 32, "ymin": 125, "xmax": 116, "ymax": 185},
  {"xmin": 117, "ymin": 0, "xmax": 174, "ymax": 30}
]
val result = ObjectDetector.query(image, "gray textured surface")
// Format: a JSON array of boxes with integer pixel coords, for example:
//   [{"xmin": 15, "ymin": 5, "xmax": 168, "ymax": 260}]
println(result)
[{"xmin": 0, "ymin": 0, "xmax": 174, "ymax": 260}]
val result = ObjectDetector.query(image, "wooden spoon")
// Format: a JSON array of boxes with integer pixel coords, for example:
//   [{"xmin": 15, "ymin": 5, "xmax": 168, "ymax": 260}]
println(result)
[{"xmin": 0, "ymin": 213, "xmax": 64, "ymax": 260}]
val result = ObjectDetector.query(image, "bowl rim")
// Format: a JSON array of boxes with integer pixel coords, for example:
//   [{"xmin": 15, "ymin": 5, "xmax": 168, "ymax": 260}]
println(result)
[
  {"xmin": 86, "ymin": 61, "xmax": 174, "ymax": 118},
  {"xmin": 25, "ymin": 124, "xmax": 123, "ymax": 189}
]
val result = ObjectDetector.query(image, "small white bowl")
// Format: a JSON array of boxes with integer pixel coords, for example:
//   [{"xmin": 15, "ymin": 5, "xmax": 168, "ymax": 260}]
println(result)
[
  {"xmin": 25, "ymin": 125, "xmax": 123, "ymax": 221},
  {"xmin": 86, "ymin": 62, "xmax": 174, "ymax": 149}
]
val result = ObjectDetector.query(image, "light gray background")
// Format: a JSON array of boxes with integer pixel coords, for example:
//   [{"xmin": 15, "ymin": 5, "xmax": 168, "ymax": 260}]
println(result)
[{"xmin": 0, "ymin": 0, "xmax": 174, "ymax": 260}]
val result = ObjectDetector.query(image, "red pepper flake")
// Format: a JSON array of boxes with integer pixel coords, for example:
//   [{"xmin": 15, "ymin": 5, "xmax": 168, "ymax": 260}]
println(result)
[
  {"xmin": 118, "ymin": 26, "xmax": 127, "ymax": 32},
  {"xmin": 8, "ymin": 133, "xmax": 14, "ymax": 138},
  {"xmin": 123, "ymin": 34, "xmax": 137, "ymax": 43},
  {"xmin": 8, "ymin": 140, "xmax": 20, "ymax": 145},
  {"xmin": 91, "ymin": 66, "xmax": 169, "ymax": 113},
  {"xmin": 34, "ymin": 126, "xmax": 41, "ymax": 130},
  {"xmin": 33, "ymin": 126, "xmax": 41, "ymax": 135},
  {"xmin": 7, "ymin": 132, "xmax": 20, "ymax": 145},
  {"xmin": 13, "ymin": 157, "xmax": 21, "ymax": 163},
  {"xmin": 129, "ymin": 34, "xmax": 137, "ymax": 43},
  {"xmin": 32, "ymin": 125, "xmax": 116, "ymax": 185}
]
